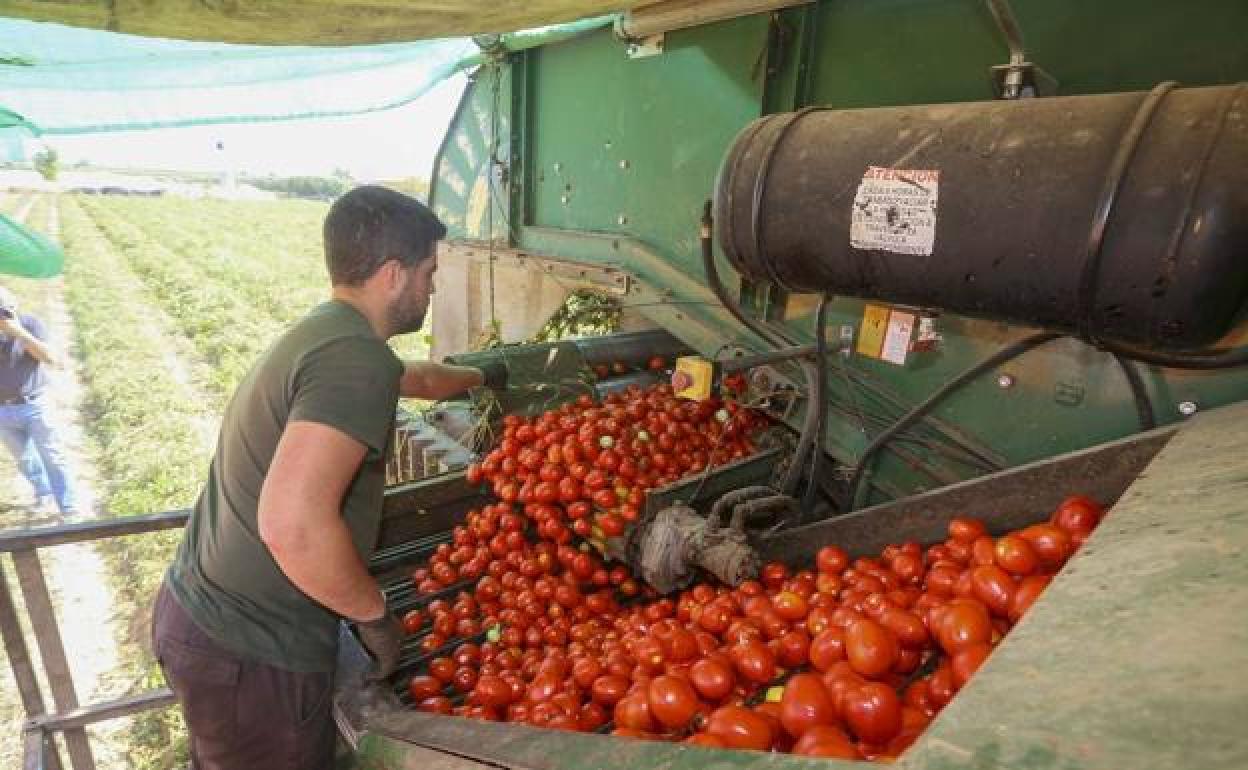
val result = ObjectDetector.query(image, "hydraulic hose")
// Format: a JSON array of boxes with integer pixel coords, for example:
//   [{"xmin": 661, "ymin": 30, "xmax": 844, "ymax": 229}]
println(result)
[
  {"xmin": 1112, "ymin": 353, "xmax": 1156, "ymax": 430},
  {"xmin": 801, "ymin": 294, "xmax": 831, "ymax": 515},
  {"xmin": 1099, "ymin": 339, "xmax": 1248, "ymax": 370},
  {"xmin": 700, "ymin": 202, "xmax": 818, "ymax": 497},
  {"xmin": 847, "ymin": 331, "xmax": 1063, "ymax": 509}
]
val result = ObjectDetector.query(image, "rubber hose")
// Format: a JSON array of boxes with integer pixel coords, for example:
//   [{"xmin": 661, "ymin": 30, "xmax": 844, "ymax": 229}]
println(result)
[
  {"xmin": 847, "ymin": 332, "xmax": 1063, "ymax": 510},
  {"xmin": 709, "ymin": 486, "xmax": 775, "ymax": 526},
  {"xmin": 1112, "ymin": 353, "xmax": 1157, "ymax": 430},
  {"xmin": 699, "ymin": 202, "xmax": 819, "ymax": 497},
  {"xmin": 1099, "ymin": 338, "xmax": 1248, "ymax": 370},
  {"xmin": 801, "ymin": 294, "xmax": 831, "ymax": 515},
  {"xmin": 729, "ymin": 495, "xmax": 800, "ymax": 532}
]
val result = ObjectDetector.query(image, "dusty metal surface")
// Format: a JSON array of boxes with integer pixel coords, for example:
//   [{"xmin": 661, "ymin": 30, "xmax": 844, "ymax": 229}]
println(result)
[
  {"xmin": 378, "ymin": 471, "xmax": 489, "ymax": 552},
  {"xmin": 908, "ymin": 399, "xmax": 1248, "ymax": 770}
]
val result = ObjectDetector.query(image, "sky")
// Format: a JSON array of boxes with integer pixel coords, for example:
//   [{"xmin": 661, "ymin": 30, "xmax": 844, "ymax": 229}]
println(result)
[{"xmin": 43, "ymin": 73, "xmax": 467, "ymax": 182}]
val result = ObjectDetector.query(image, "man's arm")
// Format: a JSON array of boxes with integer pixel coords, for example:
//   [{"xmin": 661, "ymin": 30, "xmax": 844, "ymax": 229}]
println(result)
[
  {"xmin": 257, "ymin": 420, "xmax": 384, "ymax": 622},
  {"xmin": 400, "ymin": 361, "xmax": 484, "ymax": 400},
  {"xmin": 0, "ymin": 318, "xmax": 57, "ymax": 368}
]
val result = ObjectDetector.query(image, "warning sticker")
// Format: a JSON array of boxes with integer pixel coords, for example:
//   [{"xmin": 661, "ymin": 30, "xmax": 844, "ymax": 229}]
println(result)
[
  {"xmin": 850, "ymin": 167, "xmax": 940, "ymax": 256},
  {"xmin": 880, "ymin": 310, "xmax": 916, "ymax": 366}
]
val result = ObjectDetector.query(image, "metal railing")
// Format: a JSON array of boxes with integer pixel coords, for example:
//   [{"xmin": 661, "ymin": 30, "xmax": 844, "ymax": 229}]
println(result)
[{"xmin": 0, "ymin": 511, "xmax": 190, "ymax": 770}]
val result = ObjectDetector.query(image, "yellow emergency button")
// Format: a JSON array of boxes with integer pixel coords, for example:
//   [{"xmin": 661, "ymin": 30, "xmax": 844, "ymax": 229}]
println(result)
[{"xmin": 672, "ymin": 356, "xmax": 714, "ymax": 401}]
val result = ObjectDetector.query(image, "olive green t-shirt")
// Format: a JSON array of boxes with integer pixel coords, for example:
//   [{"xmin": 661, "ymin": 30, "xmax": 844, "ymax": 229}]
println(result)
[{"xmin": 167, "ymin": 300, "xmax": 403, "ymax": 672}]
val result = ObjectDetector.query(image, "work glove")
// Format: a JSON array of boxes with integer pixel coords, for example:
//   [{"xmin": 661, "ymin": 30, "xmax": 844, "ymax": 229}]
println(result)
[
  {"xmin": 356, "ymin": 611, "xmax": 403, "ymax": 681},
  {"xmin": 476, "ymin": 360, "xmax": 509, "ymax": 389}
]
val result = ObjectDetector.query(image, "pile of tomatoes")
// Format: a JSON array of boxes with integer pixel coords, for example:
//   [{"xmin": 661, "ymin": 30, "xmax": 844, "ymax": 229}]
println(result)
[
  {"xmin": 401, "ymin": 383, "xmax": 1106, "ymax": 761},
  {"xmin": 460, "ymin": 382, "xmax": 766, "ymax": 552}
]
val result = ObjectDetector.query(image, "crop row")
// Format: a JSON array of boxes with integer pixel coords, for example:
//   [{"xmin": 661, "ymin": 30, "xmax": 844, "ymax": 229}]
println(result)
[
  {"xmin": 76, "ymin": 195, "xmax": 430, "ymax": 362},
  {"xmin": 58, "ymin": 194, "xmax": 217, "ymax": 769},
  {"xmin": 75, "ymin": 196, "xmax": 287, "ymax": 404}
]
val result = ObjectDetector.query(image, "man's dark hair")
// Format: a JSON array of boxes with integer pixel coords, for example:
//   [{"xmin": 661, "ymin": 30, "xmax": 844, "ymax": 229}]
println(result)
[{"xmin": 323, "ymin": 185, "xmax": 447, "ymax": 286}]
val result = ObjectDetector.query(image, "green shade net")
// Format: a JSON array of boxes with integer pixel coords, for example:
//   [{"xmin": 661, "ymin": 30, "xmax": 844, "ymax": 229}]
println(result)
[
  {"xmin": 0, "ymin": 16, "xmax": 610, "ymax": 136},
  {"xmin": 0, "ymin": 213, "xmax": 64, "ymax": 278}
]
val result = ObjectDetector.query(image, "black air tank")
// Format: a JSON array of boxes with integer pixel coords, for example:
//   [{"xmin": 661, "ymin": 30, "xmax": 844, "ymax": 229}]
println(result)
[{"xmin": 713, "ymin": 84, "xmax": 1248, "ymax": 349}]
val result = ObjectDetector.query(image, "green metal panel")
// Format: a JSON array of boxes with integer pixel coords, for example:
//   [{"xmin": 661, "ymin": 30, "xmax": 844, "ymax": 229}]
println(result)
[
  {"xmin": 430, "ymin": 64, "xmax": 513, "ymax": 242},
  {"xmin": 431, "ymin": 0, "xmax": 1248, "ymax": 507},
  {"xmin": 525, "ymin": 15, "xmax": 768, "ymax": 248}
]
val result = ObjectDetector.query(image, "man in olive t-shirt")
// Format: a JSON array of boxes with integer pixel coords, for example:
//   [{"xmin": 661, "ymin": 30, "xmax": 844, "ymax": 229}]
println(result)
[{"xmin": 153, "ymin": 186, "xmax": 491, "ymax": 770}]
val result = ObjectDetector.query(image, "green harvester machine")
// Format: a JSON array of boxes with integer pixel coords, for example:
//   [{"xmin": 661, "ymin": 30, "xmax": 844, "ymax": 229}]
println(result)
[
  {"xmin": 330, "ymin": 1, "xmax": 1248, "ymax": 767},
  {"xmin": 4, "ymin": 1, "xmax": 1247, "ymax": 768}
]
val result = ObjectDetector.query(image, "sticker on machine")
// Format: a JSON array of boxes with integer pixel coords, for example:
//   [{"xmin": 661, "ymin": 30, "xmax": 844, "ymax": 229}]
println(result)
[
  {"xmin": 880, "ymin": 309, "xmax": 916, "ymax": 366},
  {"xmin": 850, "ymin": 166, "xmax": 940, "ymax": 256}
]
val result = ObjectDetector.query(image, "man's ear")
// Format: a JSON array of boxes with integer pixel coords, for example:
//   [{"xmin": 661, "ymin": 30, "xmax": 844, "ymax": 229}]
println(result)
[{"xmin": 378, "ymin": 258, "xmax": 405, "ymax": 292}]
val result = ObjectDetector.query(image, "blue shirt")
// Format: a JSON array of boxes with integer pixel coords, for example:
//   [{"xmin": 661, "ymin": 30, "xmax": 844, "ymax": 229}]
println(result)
[{"xmin": 0, "ymin": 313, "xmax": 48, "ymax": 400}]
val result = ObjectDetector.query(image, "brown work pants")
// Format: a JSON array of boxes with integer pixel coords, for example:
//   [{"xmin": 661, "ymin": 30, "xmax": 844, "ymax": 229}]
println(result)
[{"xmin": 151, "ymin": 582, "xmax": 336, "ymax": 770}]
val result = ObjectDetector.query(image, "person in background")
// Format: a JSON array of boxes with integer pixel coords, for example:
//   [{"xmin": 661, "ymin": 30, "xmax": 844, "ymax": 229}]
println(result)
[
  {"xmin": 152, "ymin": 186, "xmax": 503, "ymax": 770},
  {"xmin": 0, "ymin": 286, "xmax": 80, "ymax": 518}
]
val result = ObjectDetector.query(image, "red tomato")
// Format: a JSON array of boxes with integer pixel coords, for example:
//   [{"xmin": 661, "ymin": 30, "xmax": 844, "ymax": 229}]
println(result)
[
  {"xmin": 407, "ymin": 675, "xmax": 442, "ymax": 701},
  {"xmin": 948, "ymin": 517, "xmax": 987, "ymax": 543},
  {"xmin": 614, "ymin": 693, "xmax": 656, "ymax": 732},
  {"xmin": 647, "ymin": 675, "xmax": 702, "ymax": 730},
  {"xmin": 418, "ymin": 696, "xmax": 453, "ymax": 715},
  {"xmin": 1051, "ymin": 495, "xmax": 1103, "ymax": 534},
  {"xmin": 704, "ymin": 705, "xmax": 775, "ymax": 751},
  {"xmin": 995, "ymin": 535, "xmax": 1040, "ymax": 576},
  {"xmin": 401, "ymin": 609, "xmax": 424, "ymax": 635},
  {"xmin": 760, "ymin": 562, "xmax": 789, "ymax": 589},
  {"xmin": 969, "ymin": 564, "xmax": 1017, "ymax": 618},
  {"xmin": 474, "ymin": 675, "xmax": 515, "ymax": 708},
  {"xmin": 1009, "ymin": 574, "xmax": 1052, "ymax": 623},
  {"xmin": 731, "ymin": 640, "xmax": 777, "ymax": 684},
  {"xmin": 843, "ymin": 682, "xmax": 903, "ymax": 744},
  {"xmin": 809, "ymin": 627, "xmax": 847, "ymax": 672},
  {"xmin": 772, "ymin": 591, "xmax": 809, "ymax": 622},
  {"xmin": 844, "ymin": 618, "xmax": 899, "ymax": 679},
  {"xmin": 779, "ymin": 673, "xmax": 837, "ymax": 739},
  {"xmin": 951, "ymin": 642, "xmax": 992, "ymax": 687},
  {"xmin": 937, "ymin": 599, "xmax": 993, "ymax": 654},
  {"xmin": 792, "ymin": 725, "xmax": 860, "ymax": 759},
  {"xmin": 815, "ymin": 545, "xmax": 850, "ymax": 575},
  {"xmin": 590, "ymin": 674, "xmax": 630, "ymax": 706},
  {"xmin": 689, "ymin": 658, "xmax": 735, "ymax": 701},
  {"xmin": 776, "ymin": 629, "xmax": 812, "ymax": 668},
  {"xmin": 1019, "ymin": 523, "xmax": 1073, "ymax": 568}
]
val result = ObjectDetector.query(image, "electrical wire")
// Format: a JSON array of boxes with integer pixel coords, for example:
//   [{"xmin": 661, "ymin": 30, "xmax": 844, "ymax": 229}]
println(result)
[
  {"xmin": 698, "ymin": 201, "xmax": 819, "ymax": 499},
  {"xmin": 846, "ymin": 331, "xmax": 1062, "ymax": 510}
]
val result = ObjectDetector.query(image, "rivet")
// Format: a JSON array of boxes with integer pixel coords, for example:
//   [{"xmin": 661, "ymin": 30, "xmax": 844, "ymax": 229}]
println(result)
[
  {"xmin": 1178, "ymin": 400, "xmax": 1198, "ymax": 416},
  {"xmin": 617, "ymin": 214, "xmax": 628, "ymax": 225},
  {"xmin": 619, "ymin": 159, "xmax": 630, "ymax": 170},
  {"xmin": 996, "ymin": 373, "xmax": 1015, "ymax": 389}
]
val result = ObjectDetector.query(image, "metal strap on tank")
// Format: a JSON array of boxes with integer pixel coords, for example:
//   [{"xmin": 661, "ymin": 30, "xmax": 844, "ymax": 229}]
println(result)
[
  {"xmin": 1076, "ymin": 80, "xmax": 1177, "ymax": 345},
  {"xmin": 720, "ymin": 117, "xmax": 772, "ymax": 271},
  {"xmin": 1155, "ymin": 82, "xmax": 1245, "ymax": 324},
  {"xmin": 750, "ymin": 107, "xmax": 823, "ymax": 290}
]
